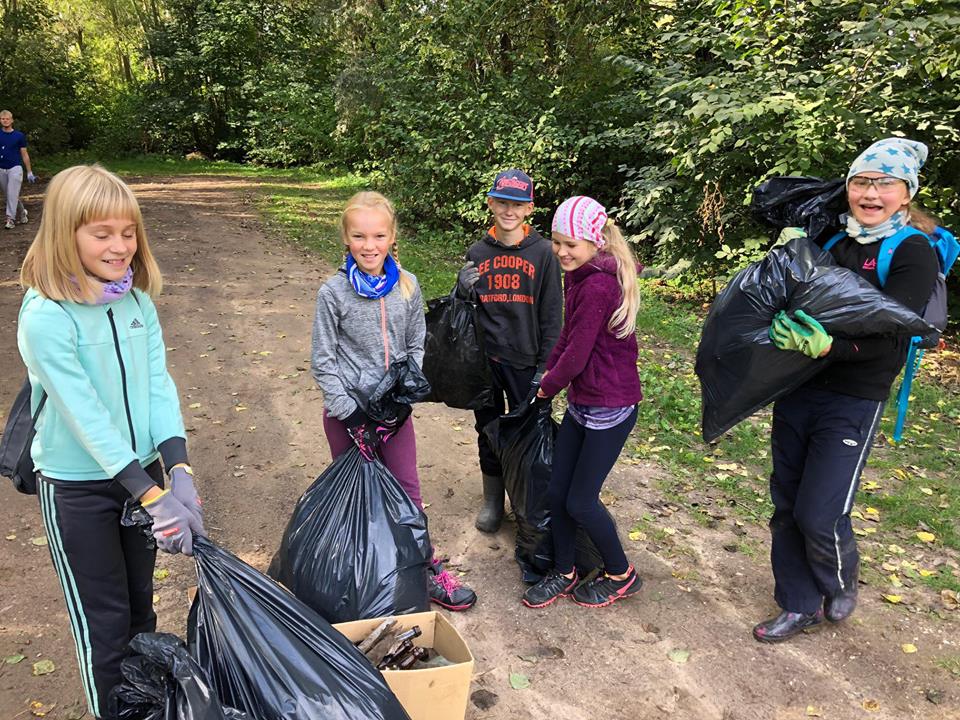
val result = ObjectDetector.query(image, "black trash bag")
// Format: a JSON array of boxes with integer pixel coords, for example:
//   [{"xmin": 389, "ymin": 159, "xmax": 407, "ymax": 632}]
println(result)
[
  {"xmin": 422, "ymin": 293, "xmax": 494, "ymax": 410},
  {"xmin": 364, "ymin": 357, "xmax": 432, "ymax": 425},
  {"xmin": 484, "ymin": 399, "xmax": 608, "ymax": 583},
  {"xmin": 267, "ymin": 445, "xmax": 431, "ymax": 623},
  {"xmin": 751, "ymin": 176, "xmax": 847, "ymax": 242},
  {"xmin": 110, "ymin": 632, "xmax": 248, "ymax": 720},
  {"xmin": 190, "ymin": 537, "xmax": 411, "ymax": 720},
  {"xmin": 696, "ymin": 235, "xmax": 935, "ymax": 442}
]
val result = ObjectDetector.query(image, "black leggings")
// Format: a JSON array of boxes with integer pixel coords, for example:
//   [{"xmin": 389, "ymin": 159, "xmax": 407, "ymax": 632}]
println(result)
[{"xmin": 548, "ymin": 407, "xmax": 637, "ymax": 576}]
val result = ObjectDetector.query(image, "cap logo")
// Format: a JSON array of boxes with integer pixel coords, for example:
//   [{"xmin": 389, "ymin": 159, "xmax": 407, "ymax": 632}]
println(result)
[{"xmin": 496, "ymin": 177, "xmax": 529, "ymax": 192}]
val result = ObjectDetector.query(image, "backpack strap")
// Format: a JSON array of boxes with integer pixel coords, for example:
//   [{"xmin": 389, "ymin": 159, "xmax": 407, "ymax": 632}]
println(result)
[
  {"xmin": 821, "ymin": 231, "xmax": 845, "ymax": 252},
  {"xmin": 875, "ymin": 226, "xmax": 929, "ymax": 287}
]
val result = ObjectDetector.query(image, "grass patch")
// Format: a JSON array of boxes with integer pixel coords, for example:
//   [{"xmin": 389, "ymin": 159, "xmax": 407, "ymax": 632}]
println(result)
[
  {"xmin": 36, "ymin": 152, "xmax": 351, "ymax": 183},
  {"xmin": 936, "ymin": 656, "xmax": 960, "ymax": 678},
  {"xmin": 631, "ymin": 280, "xmax": 960, "ymax": 558}
]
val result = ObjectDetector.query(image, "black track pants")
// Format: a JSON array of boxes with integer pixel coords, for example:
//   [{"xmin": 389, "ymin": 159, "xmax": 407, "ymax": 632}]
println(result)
[
  {"xmin": 769, "ymin": 388, "xmax": 884, "ymax": 614},
  {"xmin": 548, "ymin": 407, "xmax": 638, "ymax": 577},
  {"xmin": 473, "ymin": 359, "xmax": 537, "ymax": 476},
  {"xmin": 37, "ymin": 461, "xmax": 162, "ymax": 719}
]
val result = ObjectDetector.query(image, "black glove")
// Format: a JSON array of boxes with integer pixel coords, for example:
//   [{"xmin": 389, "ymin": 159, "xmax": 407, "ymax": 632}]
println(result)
[
  {"xmin": 456, "ymin": 261, "xmax": 480, "ymax": 299},
  {"xmin": 373, "ymin": 402, "xmax": 412, "ymax": 445},
  {"xmin": 345, "ymin": 408, "xmax": 380, "ymax": 461}
]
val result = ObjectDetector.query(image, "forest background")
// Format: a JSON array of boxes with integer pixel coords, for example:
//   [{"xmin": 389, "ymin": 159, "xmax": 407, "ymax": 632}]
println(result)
[{"xmin": 3, "ymin": 0, "xmax": 960, "ymax": 279}]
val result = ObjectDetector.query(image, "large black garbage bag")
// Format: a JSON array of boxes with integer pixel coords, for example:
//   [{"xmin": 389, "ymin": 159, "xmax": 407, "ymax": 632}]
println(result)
[
  {"xmin": 696, "ymin": 236, "xmax": 935, "ymax": 442},
  {"xmin": 364, "ymin": 357, "xmax": 432, "ymax": 424},
  {"xmin": 267, "ymin": 446, "xmax": 431, "ymax": 623},
  {"xmin": 484, "ymin": 400, "xmax": 608, "ymax": 583},
  {"xmin": 751, "ymin": 176, "xmax": 846, "ymax": 242},
  {"xmin": 110, "ymin": 632, "xmax": 248, "ymax": 720},
  {"xmin": 423, "ymin": 293, "xmax": 494, "ymax": 409},
  {"xmin": 190, "ymin": 537, "xmax": 410, "ymax": 720}
]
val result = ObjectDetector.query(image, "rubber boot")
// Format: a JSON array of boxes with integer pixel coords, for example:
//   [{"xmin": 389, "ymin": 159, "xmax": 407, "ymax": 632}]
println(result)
[{"xmin": 475, "ymin": 473, "xmax": 504, "ymax": 533}]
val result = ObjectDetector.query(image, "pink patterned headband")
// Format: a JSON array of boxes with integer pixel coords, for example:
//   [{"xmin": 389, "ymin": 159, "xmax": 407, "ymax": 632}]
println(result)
[{"xmin": 552, "ymin": 195, "xmax": 608, "ymax": 249}]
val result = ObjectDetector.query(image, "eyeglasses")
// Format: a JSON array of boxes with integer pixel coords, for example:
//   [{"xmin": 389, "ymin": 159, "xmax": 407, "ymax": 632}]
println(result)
[{"xmin": 848, "ymin": 176, "xmax": 906, "ymax": 193}]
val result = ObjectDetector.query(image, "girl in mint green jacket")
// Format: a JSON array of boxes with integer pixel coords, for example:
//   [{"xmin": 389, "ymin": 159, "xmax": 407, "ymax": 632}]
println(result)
[{"xmin": 17, "ymin": 165, "xmax": 205, "ymax": 719}]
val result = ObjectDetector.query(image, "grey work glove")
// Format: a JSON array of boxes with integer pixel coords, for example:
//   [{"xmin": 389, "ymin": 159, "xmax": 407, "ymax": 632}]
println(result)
[
  {"xmin": 169, "ymin": 464, "xmax": 206, "ymax": 535},
  {"xmin": 142, "ymin": 490, "xmax": 200, "ymax": 556},
  {"xmin": 456, "ymin": 261, "xmax": 480, "ymax": 298},
  {"xmin": 26, "ymin": 172, "xmax": 37, "ymax": 183}
]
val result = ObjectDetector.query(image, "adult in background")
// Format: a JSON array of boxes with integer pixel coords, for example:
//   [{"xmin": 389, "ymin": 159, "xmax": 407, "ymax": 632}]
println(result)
[
  {"xmin": 0, "ymin": 109, "xmax": 36, "ymax": 229},
  {"xmin": 755, "ymin": 138, "xmax": 940, "ymax": 642}
]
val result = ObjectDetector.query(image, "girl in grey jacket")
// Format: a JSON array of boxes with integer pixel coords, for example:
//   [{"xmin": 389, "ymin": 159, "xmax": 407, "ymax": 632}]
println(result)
[{"xmin": 311, "ymin": 191, "xmax": 477, "ymax": 611}]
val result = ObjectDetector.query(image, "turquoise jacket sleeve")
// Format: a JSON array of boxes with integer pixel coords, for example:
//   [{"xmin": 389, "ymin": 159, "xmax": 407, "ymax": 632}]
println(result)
[{"xmin": 18, "ymin": 297, "xmax": 140, "ymax": 479}]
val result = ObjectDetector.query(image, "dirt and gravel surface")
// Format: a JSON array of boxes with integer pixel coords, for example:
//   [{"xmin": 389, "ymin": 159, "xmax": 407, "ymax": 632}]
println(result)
[{"xmin": 1, "ymin": 177, "xmax": 957, "ymax": 720}]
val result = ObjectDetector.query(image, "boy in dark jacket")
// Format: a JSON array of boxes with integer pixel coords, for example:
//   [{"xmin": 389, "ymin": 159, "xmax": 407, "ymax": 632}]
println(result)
[{"xmin": 457, "ymin": 169, "xmax": 563, "ymax": 532}]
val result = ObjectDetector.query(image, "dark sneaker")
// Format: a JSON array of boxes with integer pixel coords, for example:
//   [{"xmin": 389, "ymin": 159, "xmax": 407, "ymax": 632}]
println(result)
[
  {"xmin": 752, "ymin": 609, "xmax": 824, "ymax": 643},
  {"xmin": 824, "ymin": 588, "xmax": 858, "ymax": 623},
  {"xmin": 571, "ymin": 565, "xmax": 642, "ymax": 608},
  {"xmin": 523, "ymin": 569, "xmax": 579, "ymax": 609},
  {"xmin": 428, "ymin": 563, "xmax": 477, "ymax": 611}
]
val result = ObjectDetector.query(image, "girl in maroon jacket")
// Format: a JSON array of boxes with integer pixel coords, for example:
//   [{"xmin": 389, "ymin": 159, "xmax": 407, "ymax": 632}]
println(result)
[{"xmin": 523, "ymin": 195, "xmax": 643, "ymax": 609}]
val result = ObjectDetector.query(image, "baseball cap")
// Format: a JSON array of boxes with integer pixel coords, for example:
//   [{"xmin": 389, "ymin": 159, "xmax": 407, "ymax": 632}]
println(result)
[{"xmin": 487, "ymin": 169, "xmax": 534, "ymax": 203}]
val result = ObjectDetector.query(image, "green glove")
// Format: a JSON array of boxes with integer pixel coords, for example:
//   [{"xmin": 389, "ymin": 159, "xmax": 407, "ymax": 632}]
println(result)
[
  {"xmin": 793, "ymin": 309, "xmax": 833, "ymax": 358},
  {"xmin": 774, "ymin": 227, "xmax": 806, "ymax": 247},
  {"xmin": 769, "ymin": 311, "xmax": 804, "ymax": 352}
]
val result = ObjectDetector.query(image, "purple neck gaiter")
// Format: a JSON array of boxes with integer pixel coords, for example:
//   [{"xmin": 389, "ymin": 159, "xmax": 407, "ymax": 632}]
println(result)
[{"xmin": 92, "ymin": 268, "xmax": 134, "ymax": 305}]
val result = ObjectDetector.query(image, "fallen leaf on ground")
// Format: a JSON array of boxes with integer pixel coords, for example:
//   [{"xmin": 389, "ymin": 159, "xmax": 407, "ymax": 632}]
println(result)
[
  {"xmin": 5, "ymin": 653, "xmax": 25, "ymax": 664},
  {"xmin": 509, "ymin": 672, "xmax": 530, "ymax": 690},
  {"xmin": 920, "ymin": 487, "xmax": 934, "ymax": 495},
  {"xmin": 882, "ymin": 594, "xmax": 902, "ymax": 604},
  {"xmin": 667, "ymin": 649, "xmax": 690, "ymax": 664},
  {"xmin": 862, "ymin": 699, "xmax": 880, "ymax": 712},
  {"xmin": 805, "ymin": 706, "xmax": 822, "ymax": 717},
  {"xmin": 188, "ymin": 402, "xmax": 201, "ymax": 409},
  {"xmin": 153, "ymin": 568, "xmax": 170, "ymax": 581},
  {"xmin": 628, "ymin": 530, "xmax": 646, "ymax": 542},
  {"xmin": 29, "ymin": 701, "xmax": 56, "ymax": 717},
  {"xmin": 941, "ymin": 589, "xmax": 958, "ymax": 610},
  {"xmin": 30, "ymin": 536, "xmax": 48, "ymax": 546},
  {"xmin": 902, "ymin": 643, "xmax": 918, "ymax": 654},
  {"xmin": 5, "ymin": 533, "xmax": 16, "ymax": 540},
  {"xmin": 916, "ymin": 531, "xmax": 936, "ymax": 543},
  {"xmin": 918, "ymin": 568, "xmax": 935, "ymax": 577},
  {"xmin": 32, "ymin": 659, "xmax": 55, "ymax": 676}
]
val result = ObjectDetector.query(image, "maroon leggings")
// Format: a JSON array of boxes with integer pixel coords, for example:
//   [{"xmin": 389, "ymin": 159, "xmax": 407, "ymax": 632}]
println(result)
[{"xmin": 322, "ymin": 411, "xmax": 423, "ymax": 509}]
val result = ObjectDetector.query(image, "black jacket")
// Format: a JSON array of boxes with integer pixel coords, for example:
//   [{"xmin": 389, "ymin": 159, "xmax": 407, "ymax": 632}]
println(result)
[
  {"xmin": 464, "ymin": 226, "xmax": 562, "ymax": 369},
  {"xmin": 805, "ymin": 231, "xmax": 938, "ymax": 400}
]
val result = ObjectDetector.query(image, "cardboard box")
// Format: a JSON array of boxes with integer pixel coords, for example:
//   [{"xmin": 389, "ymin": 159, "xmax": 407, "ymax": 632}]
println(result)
[{"xmin": 333, "ymin": 611, "xmax": 474, "ymax": 720}]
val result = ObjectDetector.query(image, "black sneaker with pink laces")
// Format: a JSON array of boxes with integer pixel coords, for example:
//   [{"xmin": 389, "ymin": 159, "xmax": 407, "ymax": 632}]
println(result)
[
  {"xmin": 428, "ymin": 559, "xmax": 477, "ymax": 611},
  {"xmin": 571, "ymin": 565, "xmax": 642, "ymax": 608}
]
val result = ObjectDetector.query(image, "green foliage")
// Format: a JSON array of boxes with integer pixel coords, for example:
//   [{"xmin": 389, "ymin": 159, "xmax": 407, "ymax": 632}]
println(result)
[
  {"xmin": 0, "ymin": 0, "xmax": 91, "ymax": 153},
  {"xmin": 604, "ymin": 0, "xmax": 960, "ymax": 274}
]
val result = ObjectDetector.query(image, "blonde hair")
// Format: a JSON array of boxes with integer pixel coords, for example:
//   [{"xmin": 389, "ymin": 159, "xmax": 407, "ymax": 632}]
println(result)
[
  {"xmin": 600, "ymin": 220, "xmax": 639, "ymax": 339},
  {"xmin": 20, "ymin": 165, "xmax": 162, "ymax": 302},
  {"xmin": 908, "ymin": 205, "xmax": 938, "ymax": 235},
  {"xmin": 340, "ymin": 191, "xmax": 415, "ymax": 300}
]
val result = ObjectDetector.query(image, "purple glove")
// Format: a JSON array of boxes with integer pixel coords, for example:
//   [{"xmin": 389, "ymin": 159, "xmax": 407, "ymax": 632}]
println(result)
[
  {"xmin": 142, "ymin": 490, "xmax": 198, "ymax": 555},
  {"xmin": 169, "ymin": 465, "xmax": 206, "ymax": 536}
]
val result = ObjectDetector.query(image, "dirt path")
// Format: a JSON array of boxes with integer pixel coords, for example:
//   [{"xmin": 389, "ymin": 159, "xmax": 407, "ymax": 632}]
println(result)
[{"xmin": 1, "ymin": 177, "xmax": 957, "ymax": 720}]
